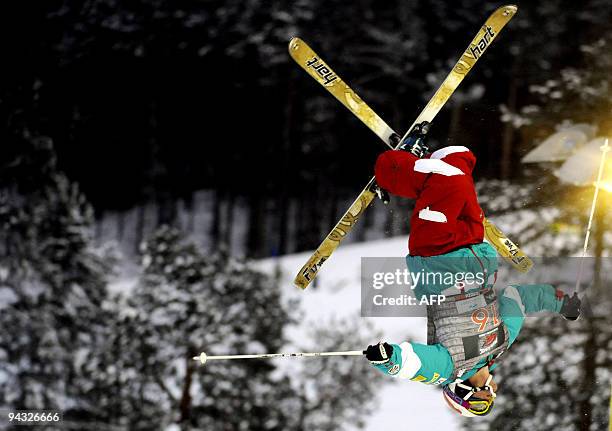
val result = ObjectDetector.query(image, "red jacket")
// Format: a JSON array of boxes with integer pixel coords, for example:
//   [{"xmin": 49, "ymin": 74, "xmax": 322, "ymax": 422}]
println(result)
[{"xmin": 374, "ymin": 146, "xmax": 485, "ymax": 256}]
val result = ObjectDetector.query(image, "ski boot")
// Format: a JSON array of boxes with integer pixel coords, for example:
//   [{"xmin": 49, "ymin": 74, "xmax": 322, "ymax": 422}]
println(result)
[{"xmin": 398, "ymin": 121, "xmax": 431, "ymax": 158}]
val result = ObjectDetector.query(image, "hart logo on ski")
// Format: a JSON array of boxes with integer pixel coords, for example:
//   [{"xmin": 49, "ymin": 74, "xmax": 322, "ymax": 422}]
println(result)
[
  {"xmin": 452, "ymin": 25, "xmax": 497, "ymax": 76},
  {"xmin": 470, "ymin": 26, "xmax": 496, "ymax": 59},
  {"xmin": 289, "ymin": 37, "xmax": 398, "ymax": 146},
  {"xmin": 484, "ymin": 219, "xmax": 533, "ymax": 272},
  {"xmin": 503, "ymin": 239, "xmax": 521, "ymax": 256},
  {"xmin": 305, "ymin": 57, "xmax": 338, "ymax": 85},
  {"xmin": 300, "ymin": 256, "xmax": 327, "ymax": 282}
]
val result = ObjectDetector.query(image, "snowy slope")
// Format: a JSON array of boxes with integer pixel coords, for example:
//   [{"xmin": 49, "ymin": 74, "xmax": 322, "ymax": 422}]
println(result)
[
  {"xmin": 109, "ymin": 235, "xmax": 460, "ymax": 428},
  {"xmin": 257, "ymin": 236, "xmax": 459, "ymax": 430}
]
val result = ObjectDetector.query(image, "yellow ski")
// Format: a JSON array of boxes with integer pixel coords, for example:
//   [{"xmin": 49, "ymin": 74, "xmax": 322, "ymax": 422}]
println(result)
[
  {"xmin": 484, "ymin": 218, "xmax": 533, "ymax": 272},
  {"xmin": 290, "ymin": 5, "xmax": 532, "ymax": 289}
]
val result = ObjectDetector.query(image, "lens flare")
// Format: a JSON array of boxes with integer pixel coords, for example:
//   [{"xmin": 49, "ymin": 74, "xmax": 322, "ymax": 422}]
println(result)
[{"xmin": 595, "ymin": 180, "xmax": 612, "ymax": 194}]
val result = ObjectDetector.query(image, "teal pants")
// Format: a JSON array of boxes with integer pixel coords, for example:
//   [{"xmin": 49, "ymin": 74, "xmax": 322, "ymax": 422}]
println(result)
[{"xmin": 406, "ymin": 242, "xmax": 499, "ymax": 299}]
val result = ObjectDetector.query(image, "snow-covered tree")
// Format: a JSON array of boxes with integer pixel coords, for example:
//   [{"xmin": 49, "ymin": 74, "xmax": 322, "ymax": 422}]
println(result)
[
  {"xmin": 486, "ymin": 36, "xmax": 612, "ymax": 255},
  {"xmin": 110, "ymin": 225, "xmax": 290, "ymax": 429},
  {"xmin": 282, "ymin": 318, "xmax": 383, "ymax": 431},
  {"xmin": 0, "ymin": 132, "xmax": 112, "ymax": 416},
  {"xmin": 502, "ymin": 36, "xmax": 612, "ymax": 155},
  {"xmin": 113, "ymin": 226, "xmax": 381, "ymax": 430}
]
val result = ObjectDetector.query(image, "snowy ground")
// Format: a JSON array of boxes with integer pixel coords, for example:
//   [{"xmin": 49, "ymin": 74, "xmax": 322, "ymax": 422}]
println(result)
[
  {"xmin": 257, "ymin": 236, "xmax": 460, "ymax": 430},
  {"xmin": 110, "ymin": 234, "xmax": 460, "ymax": 429}
]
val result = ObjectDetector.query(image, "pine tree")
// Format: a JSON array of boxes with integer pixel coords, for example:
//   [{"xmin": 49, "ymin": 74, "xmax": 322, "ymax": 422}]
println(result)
[
  {"xmin": 0, "ymin": 132, "xmax": 111, "ymax": 417},
  {"xmin": 110, "ymin": 225, "xmax": 289, "ymax": 429},
  {"xmin": 282, "ymin": 318, "xmax": 383, "ymax": 431},
  {"xmin": 114, "ymin": 225, "xmax": 291, "ymax": 429}
]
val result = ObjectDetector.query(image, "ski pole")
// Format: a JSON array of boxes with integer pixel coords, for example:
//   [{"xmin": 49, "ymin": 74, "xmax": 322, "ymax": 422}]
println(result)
[
  {"xmin": 574, "ymin": 138, "xmax": 609, "ymax": 293},
  {"xmin": 193, "ymin": 350, "xmax": 364, "ymax": 365},
  {"xmin": 609, "ymin": 382, "xmax": 612, "ymax": 431}
]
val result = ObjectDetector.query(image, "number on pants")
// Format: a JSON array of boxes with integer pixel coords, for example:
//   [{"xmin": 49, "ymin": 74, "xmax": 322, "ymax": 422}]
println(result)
[{"xmin": 471, "ymin": 304, "xmax": 499, "ymax": 331}]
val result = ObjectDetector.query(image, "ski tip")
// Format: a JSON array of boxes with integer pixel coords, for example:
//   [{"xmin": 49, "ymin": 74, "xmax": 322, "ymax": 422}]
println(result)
[
  {"xmin": 293, "ymin": 278, "xmax": 309, "ymax": 290},
  {"xmin": 498, "ymin": 4, "xmax": 518, "ymax": 16},
  {"xmin": 288, "ymin": 37, "xmax": 303, "ymax": 52}
]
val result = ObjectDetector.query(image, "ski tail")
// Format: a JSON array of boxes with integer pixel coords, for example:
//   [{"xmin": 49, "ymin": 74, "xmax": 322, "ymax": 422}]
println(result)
[
  {"xmin": 293, "ymin": 5, "xmax": 519, "ymax": 289},
  {"xmin": 484, "ymin": 219, "xmax": 533, "ymax": 272},
  {"xmin": 295, "ymin": 181, "xmax": 377, "ymax": 289}
]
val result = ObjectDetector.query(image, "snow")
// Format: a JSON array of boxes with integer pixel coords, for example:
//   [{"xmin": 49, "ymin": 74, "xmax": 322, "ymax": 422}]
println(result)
[
  {"xmin": 0, "ymin": 287, "xmax": 18, "ymax": 310},
  {"xmin": 108, "ymin": 234, "xmax": 461, "ymax": 427},
  {"xmin": 257, "ymin": 236, "xmax": 459, "ymax": 430}
]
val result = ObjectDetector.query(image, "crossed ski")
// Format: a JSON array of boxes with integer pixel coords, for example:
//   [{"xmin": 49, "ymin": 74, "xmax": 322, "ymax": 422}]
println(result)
[{"xmin": 289, "ymin": 5, "xmax": 532, "ymax": 289}]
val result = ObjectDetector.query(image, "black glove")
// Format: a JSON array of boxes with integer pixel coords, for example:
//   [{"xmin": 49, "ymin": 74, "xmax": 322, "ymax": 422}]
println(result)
[
  {"xmin": 398, "ymin": 121, "xmax": 431, "ymax": 158},
  {"xmin": 560, "ymin": 292, "xmax": 581, "ymax": 321},
  {"xmin": 365, "ymin": 342, "xmax": 394, "ymax": 365}
]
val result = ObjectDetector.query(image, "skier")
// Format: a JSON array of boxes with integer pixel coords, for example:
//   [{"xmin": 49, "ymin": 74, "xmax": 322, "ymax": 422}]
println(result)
[{"xmin": 365, "ymin": 124, "xmax": 582, "ymax": 417}]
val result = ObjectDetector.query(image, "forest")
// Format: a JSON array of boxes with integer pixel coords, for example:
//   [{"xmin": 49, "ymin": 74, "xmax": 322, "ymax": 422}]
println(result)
[
  {"xmin": 2, "ymin": 0, "xmax": 610, "ymax": 258},
  {"xmin": 1, "ymin": 1, "xmax": 612, "ymax": 430}
]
